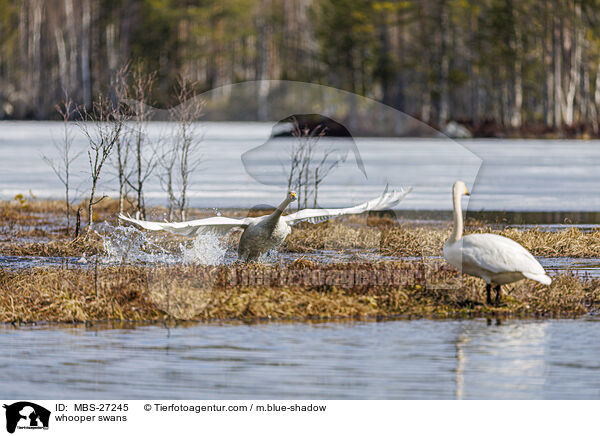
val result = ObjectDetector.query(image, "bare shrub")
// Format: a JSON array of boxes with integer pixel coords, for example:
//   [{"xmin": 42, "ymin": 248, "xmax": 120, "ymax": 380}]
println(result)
[
  {"xmin": 158, "ymin": 76, "xmax": 204, "ymax": 220},
  {"xmin": 42, "ymin": 91, "xmax": 80, "ymax": 234},
  {"xmin": 125, "ymin": 66, "xmax": 157, "ymax": 219},
  {"xmin": 77, "ymin": 94, "xmax": 127, "ymax": 231},
  {"xmin": 287, "ymin": 118, "xmax": 341, "ymax": 209}
]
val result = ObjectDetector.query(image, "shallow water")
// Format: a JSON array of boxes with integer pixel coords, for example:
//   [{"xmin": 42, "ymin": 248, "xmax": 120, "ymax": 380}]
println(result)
[
  {"xmin": 541, "ymin": 257, "xmax": 600, "ymax": 278},
  {"xmin": 0, "ymin": 255, "xmax": 83, "ymax": 269},
  {"xmin": 509, "ymin": 223, "xmax": 600, "ymax": 231},
  {"xmin": 1, "ymin": 318, "xmax": 598, "ymax": 399}
]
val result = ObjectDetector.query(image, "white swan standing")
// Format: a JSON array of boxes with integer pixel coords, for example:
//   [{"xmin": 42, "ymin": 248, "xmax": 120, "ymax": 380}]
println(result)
[
  {"xmin": 443, "ymin": 181, "xmax": 551, "ymax": 304},
  {"xmin": 120, "ymin": 187, "xmax": 412, "ymax": 262}
]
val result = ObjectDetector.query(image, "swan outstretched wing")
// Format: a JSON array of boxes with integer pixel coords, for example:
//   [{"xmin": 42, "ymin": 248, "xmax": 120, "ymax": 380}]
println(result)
[
  {"xmin": 119, "ymin": 214, "xmax": 253, "ymax": 237},
  {"xmin": 284, "ymin": 187, "xmax": 412, "ymax": 226}
]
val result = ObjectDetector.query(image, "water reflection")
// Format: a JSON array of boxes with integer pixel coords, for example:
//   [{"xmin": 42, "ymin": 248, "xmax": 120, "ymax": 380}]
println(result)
[
  {"xmin": 0, "ymin": 319, "xmax": 598, "ymax": 399},
  {"xmin": 454, "ymin": 328, "xmax": 469, "ymax": 400},
  {"xmin": 455, "ymin": 320, "xmax": 548, "ymax": 399}
]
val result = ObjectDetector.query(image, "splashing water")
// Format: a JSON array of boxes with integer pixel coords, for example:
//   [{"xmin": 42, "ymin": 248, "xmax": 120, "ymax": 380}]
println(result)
[
  {"xmin": 181, "ymin": 231, "xmax": 227, "ymax": 265},
  {"xmin": 98, "ymin": 223, "xmax": 228, "ymax": 266},
  {"xmin": 100, "ymin": 224, "xmax": 178, "ymax": 264}
]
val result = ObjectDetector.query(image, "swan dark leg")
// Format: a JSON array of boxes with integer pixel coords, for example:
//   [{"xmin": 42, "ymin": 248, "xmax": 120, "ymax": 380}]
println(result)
[
  {"xmin": 495, "ymin": 285, "xmax": 502, "ymax": 304},
  {"xmin": 486, "ymin": 284, "xmax": 492, "ymax": 305}
]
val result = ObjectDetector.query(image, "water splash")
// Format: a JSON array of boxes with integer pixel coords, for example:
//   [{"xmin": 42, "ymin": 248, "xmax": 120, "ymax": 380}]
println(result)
[
  {"xmin": 98, "ymin": 223, "xmax": 227, "ymax": 266},
  {"xmin": 100, "ymin": 224, "xmax": 177, "ymax": 264},
  {"xmin": 181, "ymin": 231, "xmax": 227, "ymax": 265}
]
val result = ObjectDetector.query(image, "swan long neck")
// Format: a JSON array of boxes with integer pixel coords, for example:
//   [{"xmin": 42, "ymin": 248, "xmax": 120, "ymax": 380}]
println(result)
[
  {"xmin": 277, "ymin": 196, "xmax": 293, "ymax": 214},
  {"xmin": 269, "ymin": 196, "xmax": 293, "ymax": 221},
  {"xmin": 449, "ymin": 188, "xmax": 463, "ymax": 243}
]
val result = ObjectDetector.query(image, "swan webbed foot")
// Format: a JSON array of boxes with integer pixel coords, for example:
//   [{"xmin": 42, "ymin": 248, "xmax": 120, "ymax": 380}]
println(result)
[{"xmin": 485, "ymin": 283, "xmax": 492, "ymax": 305}]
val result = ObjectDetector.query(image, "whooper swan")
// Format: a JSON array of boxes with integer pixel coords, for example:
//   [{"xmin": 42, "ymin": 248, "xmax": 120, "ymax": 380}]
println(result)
[
  {"xmin": 120, "ymin": 187, "xmax": 412, "ymax": 262},
  {"xmin": 443, "ymin": 181, "xmax": 551, "ymax": 304}
]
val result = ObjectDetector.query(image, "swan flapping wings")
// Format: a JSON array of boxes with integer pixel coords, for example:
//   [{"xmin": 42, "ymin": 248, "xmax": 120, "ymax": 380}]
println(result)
[
  {"xmin": 118, "ymin": 214, "xmax": 255, "ymax": 237},
  {"xmin": 284, "ymin": 187, "xmax": 412, "ymax": 226},
  {"xmin": 119, "ymin": 186, "xmax": 412, "ymax": 236}
]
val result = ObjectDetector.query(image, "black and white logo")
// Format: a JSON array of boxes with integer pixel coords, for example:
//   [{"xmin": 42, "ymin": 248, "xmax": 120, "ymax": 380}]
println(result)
[{"xmin": 3, "ymin": 402, "xmax": 50, "ymax": 434}]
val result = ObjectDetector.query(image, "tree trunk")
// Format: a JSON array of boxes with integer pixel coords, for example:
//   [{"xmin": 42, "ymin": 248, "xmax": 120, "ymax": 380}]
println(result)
[
  {"xmin": 593, "ymin": 57, "xmax": 600, "ymax": 133},
  {"xmin": 580, "ymin": 38, "xmax": 590, "ymax": 125},
  {"xmin": 54, "ymin": 28, "xmax": 68, "ymax": 93},
  {"xmin": 468, "ymin": 3, "xmax": 479, "ymax": 126},
  {"xmin": 438, "ymin": 1, "xmax": 450, "ymax": 125},
  {"xmin": 65, "ymin": 170, "xmax": 70, "ymax": 234},
  {"xmin": 81, "ymin": 0, "xmax": 91, "ymax": 108},
  {"xmin": 313, "ymin": 168, "xmax": 319, "ymax": 208},
  {"xmin": 379, "ymin": 19, "xmax": 392, "ymax": 107},
  {"xmin": 31, "ymin": 0, "xmax": 43, "ymax": 117},
  {"xmin": 564, "ymin": 4, "xmax": 582, "ymax": 126},
  {"xmin": 511, "ymin": 8, "xmax": 523, "ymax": 128},
  {"xmin": 256, "ymin": 0, "xmax": 270, "ymax": 121},
  {"xmin": 88, "ymin": 184, "xmax": 96, "ymax": 231},
  {"xmin": 64, "ymin": 0, "xmax": 78, "ymax": 94},
  {"xmin": 544, "ymin": 1, "xmax": 555, "ymax": 127},
  {"xmin": 553, "ymin": 14, "xmax": 563, "ymax": 127}
]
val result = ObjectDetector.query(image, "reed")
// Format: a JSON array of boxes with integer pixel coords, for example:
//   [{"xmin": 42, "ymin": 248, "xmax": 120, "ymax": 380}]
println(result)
[
  {"xmin": 287, "ymin": 223, "xmax": 600, "ymax": 258},
  {"xmin": 1, "ymin": 261, "xmax": 598, "ymax": 323},
  {"xmin": 1, "ymin": 234, "xmax": 104, "ymax": 257}
]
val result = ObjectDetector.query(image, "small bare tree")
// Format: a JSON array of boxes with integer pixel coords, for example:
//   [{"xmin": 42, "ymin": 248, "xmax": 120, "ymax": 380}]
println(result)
[
  {"xmin": 110, "ymin": 65, "xmax": 131, "ymax": 217},
  {"xmin": 78, "ymin": 94, "xmax": 126, "ymax": 231},
  {"xmin": 43, "ymin": 92, "xmax": 79, "ymax": 234},
  {"xmin": 159, "ymin": 76, "xmax": 203, "ymax": 221},
  {"xmin": 287, "ymin": 142, "xmax": 303, "ymax": 197},
  {"xmin": 312, "ymin": 146, "xmax": 340, "ymax": 207},
  {"xmin": 125, "ymin": 66, "xmax": 157, "ymax": 219},
  {"xmin": 114, "ymin": 134, "xmax": 130, "ymax": 217},
  {"xmin": 156, "ymin": 133, "xmax": 178, "ymax": 220},
  {"xmin": 287, "ymin": 119, "xmax": 339, "ymax": 209}
]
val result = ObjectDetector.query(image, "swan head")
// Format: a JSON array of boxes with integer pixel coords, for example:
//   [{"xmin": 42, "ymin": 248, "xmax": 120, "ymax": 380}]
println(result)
[
  {"xmin": 288, "ymin": 191, "xmax": 297, "ymax": 201},
  {"xmin": 453, "ymin": 180, "xmax": 470, "ymax": 197}
]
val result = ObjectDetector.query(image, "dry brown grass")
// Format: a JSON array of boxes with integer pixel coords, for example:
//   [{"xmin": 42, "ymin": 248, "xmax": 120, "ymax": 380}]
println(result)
[
  {"xmin": 497, "ymin": 227, "xmax": 600, "ymax": 257},
  {"xmin": 287, "ymin": 222, "xmax": 600, "ymax": 258},
  {"xmin": 286, "ymin": 223, "xmax": 450, "ymax": 256},
  {"xmin": 0, "ymin": 197, "xmax": 248, "ymax": 231},
  {"xmin": 0, "ymin": 266, "xmax": 160, "ymax": 323},
  {"xmin": 1, "ymin": 198, "xmax": 67, "ymax": 215},
  {"xmin": 0, "ymin": 234, "xmax": 104, "ymax": 257},
  {"xmin": 285, "ymin": 222, "xmax": 382, "ymax": 251},
  {"xmin": 1, "ymin": 261, "xmax": 598, "ymax": 323}
]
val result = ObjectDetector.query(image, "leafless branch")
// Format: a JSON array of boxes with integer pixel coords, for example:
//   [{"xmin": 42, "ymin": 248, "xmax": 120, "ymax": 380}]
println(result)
[
  {"xmin": 161, "ymin": 75, "xmax": 204, "ymax": 221},
  {"xmin": 42, "ymin": 90, "xmax": 80, "ymax": 235},
  {"xmin": 286, "ymin": 117, "xmax": 331, "ymax": 209},
  {"xmin": 123, "ymin": 65, "xmax": 158, "ymax": 219},
  {"xmin": 77, "ymin": 93, "xmax": 128, "ymax": 231}
]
